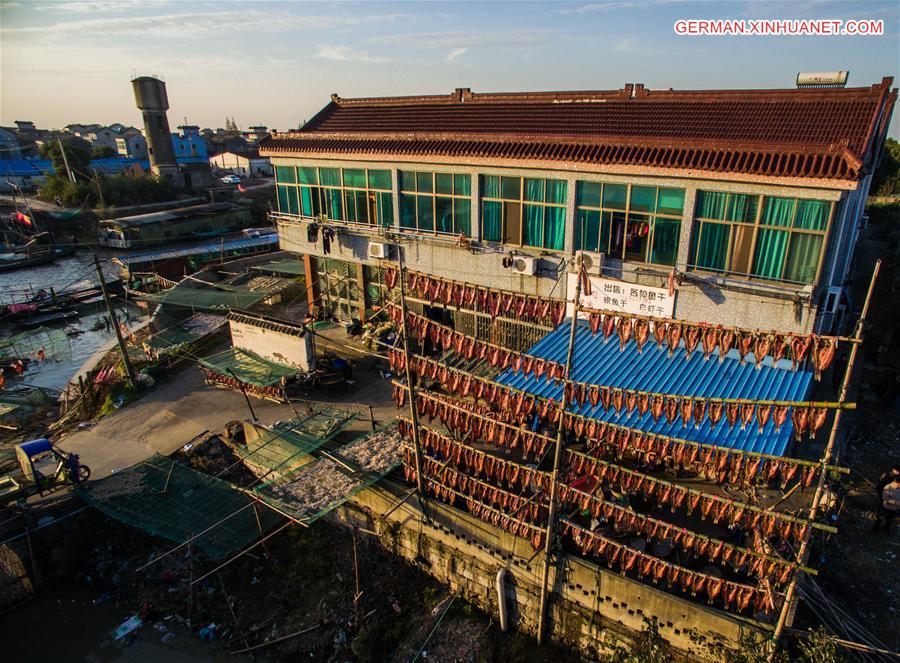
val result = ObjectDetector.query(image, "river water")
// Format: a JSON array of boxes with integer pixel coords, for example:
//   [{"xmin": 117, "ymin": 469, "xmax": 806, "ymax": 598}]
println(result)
[{"xmin": 0, "ymin": 251, "xmax": 147, "ymax": 391}]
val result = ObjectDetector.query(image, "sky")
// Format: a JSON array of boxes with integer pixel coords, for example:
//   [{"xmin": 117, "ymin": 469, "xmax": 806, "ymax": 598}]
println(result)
[{"xmin": 1, "ymin": 0, "xmax": 898, "ymax": 137}]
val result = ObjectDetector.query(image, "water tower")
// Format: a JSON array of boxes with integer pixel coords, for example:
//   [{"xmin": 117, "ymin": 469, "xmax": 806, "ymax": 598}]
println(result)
[{"xmin": 131, "ymin": 75, "xmax": 180, "ymax": 184}]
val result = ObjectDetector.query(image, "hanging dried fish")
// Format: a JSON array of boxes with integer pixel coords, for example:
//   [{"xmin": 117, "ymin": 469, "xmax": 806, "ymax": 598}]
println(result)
[
  {"xmin": 772, "ymin": 405, "xmax": 789, "ymax": 433},
  {"xmin": 665, "ymin": 397, "xmax": 679, "ymax": 424},
  {"xmin": 637, "ymin": 393, "xmax": 650, "ymax": 417},
  {"xmin": 740, "ymin": 403, "xmax": 755, "ymax": 430},
  {"xmin": 736, "ymin": 332, "xmax": 753, "ymax": 365},
  {"xmin": 684, "ymin": 325, "xmax": 702, "ymax": 360},
  {"xmin": 551, "ymin": 301, "xmax": 566, "ymax": 327},
  {"xmin": 701, "ymin": 327, "xmax": 719, "ymax": 360},
  {"xmin": 790, "ymin": 335, "xmax": 813, "ymax": 371},
  {"xmin": 666, "ymin": 322, "xmax": 682, "ymax": 357},
  {"xmin": 650, "ymin": 396, "xmax": 664, "ymax": 422},
  {"xmin": 601, "ymin": 314, "xmax": 616, "ymax": 339},
  {"xmin": 680, "ymin": 399, "xmax": 693, "ymax": 427},
  {"xmin": 791, "ymin": 406, "xmax": 810, "ymax": 441},
  {"xmin": 756, "ymin": 405, "xmax": 772, "ymax": 433},
  {"xmin": 708, "ymin": 401, "xmax": 723, "ymax": 428},
  {"xmin": 812, "ymin": 337, "xmax": 837, "ymax": 381},
  {"xmin": 808, "ymin": 407, "xmax": 829, "ymax": 439},
  {"xmin": 725, "ymin": 402, "xmax": 740, "ymax": 428},
  {"xmin": 653, "ymin": 320, "xmax": 667, "ymax": 348},
  {"xmin": 633, "ymin": 319, "xmax": 650, "ymax": 354},
  {"xmin": 384, "ymin": 268, "xmax": 397, "ymax": 290},
  {"xmin": 588, "ymin": 312, "xmax": 602, "ymax": 335},
  {"xmin": 754, "ymin": 334, "xmax": 772, "ymax": 370},
  {"xmin": 718, "ymin": 328, "xmax": 735, "ymax": 363},
  {"xmin": 617, "ymin": 317, "xmax": 633, "ymax": 351},
  {"xmin": 693, "ymin": 399, "xmax": 707, "ymax": 429}
]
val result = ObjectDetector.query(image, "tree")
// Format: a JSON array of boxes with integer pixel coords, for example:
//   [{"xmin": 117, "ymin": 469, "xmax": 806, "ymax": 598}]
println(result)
[
  {"xmin": 92, "ymin": 144, "xmax": 117, "ymax": 158},
  {"xmin": 39, "ymin": 136, "xmax": 91, "ymax": 180},
  {"xmin": 224, "ymin": 116, "xmax": 240, "ymax": 134},
  {"xmin": 871, "ymin": 137, "xmax": 900, "ymax": 197}
]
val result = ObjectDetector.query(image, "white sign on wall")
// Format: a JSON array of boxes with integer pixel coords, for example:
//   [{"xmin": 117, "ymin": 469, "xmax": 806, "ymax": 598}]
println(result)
[
  {"xmin": 230, "ymin": 320, "xmax": 315, "ymax": 371},
  {"xmin": 566, "ymin": 274, "xmax": 675, "ymax": 319}
]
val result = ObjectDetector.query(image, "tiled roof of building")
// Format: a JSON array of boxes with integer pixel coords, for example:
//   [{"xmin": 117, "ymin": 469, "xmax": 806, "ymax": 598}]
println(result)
[{"xmin": 260, "ymin": 80, "xmax": 896, "ymax": 182}]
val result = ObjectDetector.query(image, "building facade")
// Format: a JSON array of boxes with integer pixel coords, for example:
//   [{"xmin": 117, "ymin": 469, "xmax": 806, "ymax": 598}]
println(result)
[
  {"xmin": 209, "ymin": 150, "xmax": 273, "ymax": 178},
  {"xmin": 260, "ymin": 80, "xmax": 896, "ymax": 333},
  {"xmin": 116, "ymin": 133, "xmax": 148, "ymax": 159}
]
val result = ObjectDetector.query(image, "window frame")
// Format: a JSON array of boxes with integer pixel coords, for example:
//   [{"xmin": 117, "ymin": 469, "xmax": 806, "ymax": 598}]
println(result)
[
  {"xmin": 480, "ymin": 175, "xmax": 567, "ymax": 251},
  {"xmin": 689, "ymin": 191, "xmax": 834, "ymax": 286},
  {"xmin": 574, "ymin": 182, "xmax": 684, "ymax": 267},
  {"xmin": 398, "ymin": 170, "xmax": 472, "ymax": 237}
]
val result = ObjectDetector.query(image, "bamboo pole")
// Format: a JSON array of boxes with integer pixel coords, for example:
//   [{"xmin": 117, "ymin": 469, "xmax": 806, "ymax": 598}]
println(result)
[
  {"xmin": 537, "ymin": 256, "xmax": 583, "ymax": 645},
  {"xmin": 394, "ymin": 245, "xmax": 428, "ymax": 510},
  {"xmin": 395, "ymin": 305, "xmax": 854, "ymax": 410},
  {"xmin": 769, "ymin": 260, "xmax": 881, "ymax": 657}
]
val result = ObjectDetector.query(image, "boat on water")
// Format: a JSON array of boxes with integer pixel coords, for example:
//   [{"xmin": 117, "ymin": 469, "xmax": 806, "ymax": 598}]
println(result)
[{"xmin": 0, "ymin": 244, "xmax": 76, "ymax": 272}]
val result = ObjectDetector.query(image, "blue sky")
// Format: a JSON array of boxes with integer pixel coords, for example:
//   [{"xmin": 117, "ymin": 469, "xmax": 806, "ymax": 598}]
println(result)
[{"xmin": 1, "ymin": 1, "xmax": 898, "ymax": 137}]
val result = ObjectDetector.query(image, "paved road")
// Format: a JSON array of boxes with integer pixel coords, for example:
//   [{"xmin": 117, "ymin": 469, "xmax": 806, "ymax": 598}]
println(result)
[{"xmin": 56, "ymin": 360, "xmax": 396, "ymax": 479}]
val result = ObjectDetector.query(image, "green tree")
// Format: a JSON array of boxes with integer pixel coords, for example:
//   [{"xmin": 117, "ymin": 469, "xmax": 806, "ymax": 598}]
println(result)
[
  {"xmin": 871, "ymin": 137, "xmax": 900, "ymax": 197},
  {"xmin": 39, "ymin": 136, "xmax": 91, "ymax": 179},
  {"xmin": 91, "ymin": 144, "xmax": 117, "ymax": 158}
]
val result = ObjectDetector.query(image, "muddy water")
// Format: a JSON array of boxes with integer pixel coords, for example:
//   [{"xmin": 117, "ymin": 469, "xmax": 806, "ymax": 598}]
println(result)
[{"xmin": 0, "ymin": 252, "xmax": 148, "ymax": 390}]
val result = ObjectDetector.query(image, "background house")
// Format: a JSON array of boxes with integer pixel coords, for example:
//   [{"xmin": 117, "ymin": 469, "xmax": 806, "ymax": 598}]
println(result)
[{"xmin": 209, "ymin": 149, "xmax": 272, "ymax": 178}]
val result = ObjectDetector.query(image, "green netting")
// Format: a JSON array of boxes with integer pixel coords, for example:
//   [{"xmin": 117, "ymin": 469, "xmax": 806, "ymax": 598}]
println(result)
[
  {"xmin": 250, "ymin": 425, "xmax": 400, "ymax": 525},
  {"xmin": 127, "ymin": 314, "xmax": 226, "ymax": 358},
  {"xmin": 141, "ymin": 286, "xmax": 270, "ymax": 311},
  {"xmin": 254, "ymin": 259, "xmax": 307, "ymax": 276},
  {"xmin": 237, "ymin": 408, "xmax": 358, "ymax": 477},
  {"xmin": 76, "ymin": 454, "xmax": 282, "ymax": 559},
  {"xmin": 199, "ymin": 347, "xmax": 297, "ymax": 387}
]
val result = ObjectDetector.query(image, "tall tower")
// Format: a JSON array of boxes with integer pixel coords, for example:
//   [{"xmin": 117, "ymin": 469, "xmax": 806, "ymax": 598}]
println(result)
[{"xmin": 131, "ymin": 76, "xmax": 179, "ymax": 183}]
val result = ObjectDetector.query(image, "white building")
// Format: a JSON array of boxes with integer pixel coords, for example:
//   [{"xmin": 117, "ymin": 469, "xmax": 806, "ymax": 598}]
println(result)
[{"xmin": 209, "ymin": 150, "xmax": 272, "ymax": 178}]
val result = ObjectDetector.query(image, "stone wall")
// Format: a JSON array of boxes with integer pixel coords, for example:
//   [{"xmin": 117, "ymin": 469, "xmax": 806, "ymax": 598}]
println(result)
[{"xmin": 328, "ymin": 478, "xmax": 765, "ymax": 661}]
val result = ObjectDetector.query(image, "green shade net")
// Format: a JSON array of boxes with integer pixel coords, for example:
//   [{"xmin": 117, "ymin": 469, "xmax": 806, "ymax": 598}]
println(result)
[
  {"xmin": 77, "ymin": 454, "xmax": 282, "ymax": 560},
  {"xmin": 254, "ymin": 258, "xmax": 307, "ymax": 276},
  {"xmin": 199, "ymin": 347, "xmax": 297, "ymax": 387},
  {"xmin": 141, "ymin": 286, "xmax": 270, "ymax": 311}
]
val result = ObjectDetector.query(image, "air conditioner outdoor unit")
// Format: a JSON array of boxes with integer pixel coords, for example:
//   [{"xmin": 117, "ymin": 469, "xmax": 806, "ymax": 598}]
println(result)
[
  {"xmin": 368, "ymin": 241, "xmax": 391, "ymax": 259},
  {"xmin": 576, "ymin": 250, "xmax": 605, "ymax": 275},
  {"xmin": 511, "ymin": 256, "xmax": 538, "ymax": 276}
]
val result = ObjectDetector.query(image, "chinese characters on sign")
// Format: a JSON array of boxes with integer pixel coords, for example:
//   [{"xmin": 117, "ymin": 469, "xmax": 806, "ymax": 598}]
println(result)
[{"xmin": 567, "ymin": 275, "xmax": 675, "ymax": 319}]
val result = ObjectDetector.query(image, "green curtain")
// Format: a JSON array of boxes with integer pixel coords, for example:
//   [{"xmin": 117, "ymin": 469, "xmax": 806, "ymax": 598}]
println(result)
[
  {"xmin": 784, "ymin": 234, "xmax": 823, "ymax": 283},
  {"xmin": 794, "ymin": 200, "xmax": 829, "ymax": 230},
  {"xmin": 693, "ymin": 222, "xmax": 729, "ymax": 270},
  {"xmin": 326, "ymin": 189, "xmax": 343, "ymax": 220},
  {"xmin": 454, "ymin": 174, "xmax": 471, "ymax": 196},
  {"xmin": 578, "ymin": 182, "xmax": 601, "ymax": 208},
  {"xmin": 523, "ymin": 203, "xmax": 543, "ymax": 247},
  {"xmin": 630, "ymin": 186, "xmax": 657, "ymax": 212},
  {"xmin": 275, "ymin": 166, "xmax": 296, "ymax": 184},
  {"xmin": 546, "ymin": 180, "xmax": 567, "ymax": 205},
  {"xmin": 761, "ymin": 197, "xmax": 795, "ymax": 227},
  {"xmin": 658, "ymin": 188, "xmax": 685, "ymax": 216},
  {"xmin": 297, "ymin": 166, "xmax": 318, "ymax": 184},
  {"xmin": 367, "ymin": 170, "xmax": 392, "ymax": 191},
  {"xmin": 416, "ymin": 195, "xmax": 434, "ymax": 231},
  {"xmin": 650, "ymin": 218, "xmax": 680, "ymax": 266},
  {"xmin": 342, "ymin": 169, "xmax": 366, "ymax": 188},
  {"xmin": 454, "ymin": 201, "xmax": 471, "ymax": 236},
  {"xmin": 482, "ymin": 201, "xmax": 502, "ymax": 241},
  {"xmin": 727, "ymin": 194, "xmax": 758, "ymax": 222},
  {"xmin": 752, "ymin": 228, "xmax": 789, "ymax": 279},
  {"xmin": 483, "ymin": 175, "xmax": 500, "ymax": 198},
  {"xmin": 576, "ymin": 209, "xmax": 601, "ymax": 252},
  {"xmin": 277, "ymin": 185, "xmax": 290, "ymax": 214},
  {"xmin": 436, "ymin": 196, "xmax": 453, "ymax": 234},
  {"xmin": 300, "ymin": 187, "xmax": 313, "ymax": 216},
  {"xmin": 400, "ymin": 194, "xmax": 416, "ymax": 229},
  {"xmin": 696, "ymin": 191, "xmax": 728, "ymax": 219},
  {"xmin": 319, "ymin": 168, "xmax": 340, "ymax": 187},
  {"xmin": 524, "ymin": 178, "xmax": 544, "ymax": 202},
  {"xmin": 602, "ymin": 183, "xmax": 627, "ymax": 210},
  {"xmin": 378, "ymin": 192, "xmax": 393, "ymax": 228},
  {"xmin": 544, "ymin": 207, "xmax": 566, "ymax": 251}
]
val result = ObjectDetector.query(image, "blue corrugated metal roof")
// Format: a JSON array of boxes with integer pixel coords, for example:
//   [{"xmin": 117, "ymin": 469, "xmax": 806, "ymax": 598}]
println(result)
[
  {"xmin": 115, "ymin": 234, "xmax": 277, "ymax": 266},
  {"xmin": 494, "ymin": 321, "xmax": 814, "ymax": 457}
]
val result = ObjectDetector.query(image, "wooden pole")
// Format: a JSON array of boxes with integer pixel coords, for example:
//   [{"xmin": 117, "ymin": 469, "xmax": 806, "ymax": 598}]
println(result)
[
  {"xmin": 227, "ymin": 368, "xmax": 257, "ymax": 421},
  {"xmin": 94, "ymin": 253, "xmax": 136, "ymax": 388},
  {"xmin": 537, "ymin": 256, "xmax": 582, "ymax": 645},
  {"xmin": 395, "ymin": 246, "xmax": 427, "ymax": 506},
  {"xmin": 769, "ymin": 260, "xmax": 881, "ymax": 657}
]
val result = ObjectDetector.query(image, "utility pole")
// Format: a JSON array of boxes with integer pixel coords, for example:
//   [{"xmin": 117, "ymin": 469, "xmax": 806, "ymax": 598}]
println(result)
[
  {"xmin": 537, "ymin": 254, "xmax": 583, "ymax": 646},
  {"xmin": 57, "ymin": 137, "xmax": 76, "ymax": 184},
  {"xmin": 93, "ymin": 170, "xmax": 105, "ymax": 209},
  {"xmin": 93, "ymin": 254, "xmax": 136, "ymax": 388},
  {"xmin": 768, "ymin": 260, "xmax": 881, "ymax": 659},
  {"xmin": 227, "ymin": 368, "xmax": 258, "ymax": 421}
]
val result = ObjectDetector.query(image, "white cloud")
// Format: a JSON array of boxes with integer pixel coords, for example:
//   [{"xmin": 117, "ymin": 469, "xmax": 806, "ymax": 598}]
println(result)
[
  {"xmin": 2, "ymin": 9, "xmax": 416, "ymax": 40},
  {"xmin": 314, "ymin": 45, "xmax": 392, "ymax": 64},
  {"xmin": 445, "ymin": 47, "xmax": 467, "ymax": 63},
  {"xmin": 34, "ymin": 0, "xmax": 172, "ymax": 12},
  {"xmin": 560, "ymin": 0, "xmax": 694, "ymax": 14},
  {"xmin": 369, "ymin": 29, "xmax": 556, "ymax": 49},
  {"xmin": 0, "ymin": 1, "xmax": 22, "ymax": 7},
  {"xmin": 613, "ymin": 36, "xmax": 639, "ymax": 52}
]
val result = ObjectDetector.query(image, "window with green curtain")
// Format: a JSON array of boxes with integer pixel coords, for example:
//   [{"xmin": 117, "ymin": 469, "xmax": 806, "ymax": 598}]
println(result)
[
  {"xmin": 300, "ymin": 187, "xmax": 315, "ymax": 216},
  {"xmin": 579, "ymin": 182, "xmax": 602, "ymax": 208},
  {"xmin": 658, "ymin": 188, "xmax": 684, "ymax": 216},
  {"xmin": 524, "ymin": 178, "xmax": 544, "ymax": 202},
  {"xmin": 650, "ymin": 218, "xmax": 680, "ymax": 266},
  {"xmin": 416, "ymin": 195, "xmax": 433, "ymax": 231},
  {"xmin": 482, "ymin": 201, "xmax": 502, "ymax": 242},
  {"xmin": 694, "ymin": 222, "xmax": 730, "ymax": 271},
  {"xmin": 454, "ymin": 203, "xmax": 471, "ymax": 236},
  {"xmin": 546, "ymin": 180, "xmax": 567, "ymax": 205},
  {"xmin": 319, "ymin": 168, "xmax": 340, "ymax": 187},
  {"xmin": 378, "ymin": 193, "xmax": 393, "ymax": 228},
  {"xmin": 544, "ymin": 207, "xmax": 566, "ymax": 251},
  {"xmin": 752, "ymin": 228, "xmax": 789, "ymax": 279},
  {"xmin": 416, "ymin": 172, "xmax": 433, "ymax": 193},
  {"xmin": 761, "ymin": 197, "xmax": 796, "ymax": 227},
  {"xmin": 367, "ymin": 169, "xmax": 391, "ymax": 190},
  {"xmin": 435, "ymin": 173, "xmax": 453, "ymax": 195},
  {"xmin": 727, "ymin": 194, "xmax": 758, "ymax": 222},
  {"xmin": 630, "ymin": 186, "xmax": 657, "ymax": 213},
  {"xmin": 400, "ymin": 194, "xmax": 416, "ymax": 229},
  {"xmin": 342, "ymin": 168, "xmax": 366, "ymax": 188},
  {"xmin": 523, "ymin": 204, "xmax": 543, "ymax": 247},
  {"xmin": 483, "ymin": 175, "xmax": 500, "ymax": 198},
  {"xmin": 794, "ymin": 200, "xmax": 829, "ymax": 230},
  {"xmin": 325, "ymin": 188, "xmax": 343, "ymax": 220},
  {"xmin": 276, "ymin": 185, "xmax": 291, "ymax": 214},
  {"xmin": 575, "ymin": 209, "xmax": 601, "ymax": 252},
  {"xmin": 435, "ymin": 197, "xmax": 454, "ymax": 233},
  {"xmin": 454, "ymin": 174, "xmax": 471, "ymax": 196},
  {"xmin": 696, "ymin": 191, "xmax": 728, "ymax": 219},
  {"xmin": 501, "ymin": 177, "xmax": 521, "ymax": 200},
  {"xmin": 297, "ymin": 167, "xmax": 318, "ymax": 184},
  {"xmin": 275, "ymin": 166, "xmax": 295, "ymax": 184},
  {"xmin": 602, "ymin": 183, "xmax": 627, "ymax": 210},
  {"xmin": 783, "ymin": 234, "xmax": 823, "ymax": 283}
]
